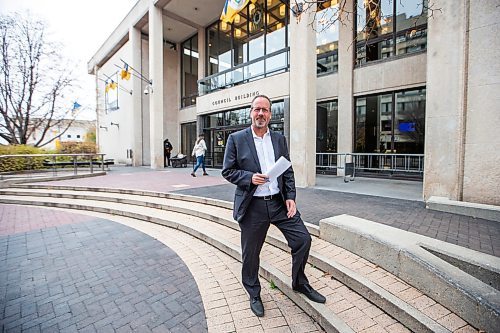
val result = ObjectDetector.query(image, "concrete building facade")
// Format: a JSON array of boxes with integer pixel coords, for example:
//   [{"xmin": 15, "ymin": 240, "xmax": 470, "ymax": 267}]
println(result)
[{"xmin": 88, "ymin": 0, "xmax": 500, "ymax": 205}]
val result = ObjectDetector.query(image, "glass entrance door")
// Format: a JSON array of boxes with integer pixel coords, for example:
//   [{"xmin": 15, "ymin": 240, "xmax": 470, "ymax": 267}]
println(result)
[{"xmin": 208, "ymin": 129, "xmax": 238, "ymax": 168}]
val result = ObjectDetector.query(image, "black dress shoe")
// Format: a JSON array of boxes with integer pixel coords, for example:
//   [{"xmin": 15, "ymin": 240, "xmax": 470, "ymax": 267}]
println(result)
[
  {"xmin": 293, "ymin": 284, "xmax": 326, "ymax": 303},
  {"xmin": 250, "ymin": 296, "xmax": 264, "ymax": 317}
]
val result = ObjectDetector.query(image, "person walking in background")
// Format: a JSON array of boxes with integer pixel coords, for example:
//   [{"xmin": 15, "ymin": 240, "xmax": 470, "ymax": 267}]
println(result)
[
  {"xmin": 222, "ymin": 95, "xmax": 325, "ymax": 317},
  {"xmin": 164, "ymin": 138, "xmax": 173, "ymax": 167},
  {"xmin": 191, "ymin": 133, "xmax": 208, "ymax": 177}
]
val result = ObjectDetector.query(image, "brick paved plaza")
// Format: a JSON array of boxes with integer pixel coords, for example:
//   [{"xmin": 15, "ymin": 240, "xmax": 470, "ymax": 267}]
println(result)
[{"xmin": 0, "ymin": 208, "xmax": 206, "ymax": 332}]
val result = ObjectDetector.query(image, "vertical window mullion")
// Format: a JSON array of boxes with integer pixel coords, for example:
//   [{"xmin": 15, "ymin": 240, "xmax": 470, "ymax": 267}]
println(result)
[
  {"xmin": 392, "ymin": 0, "xmax": 396, "ymax": 57},
  {"xmin": 181, "ymin": 40, "xmax": 185, "ymax": 104},
  {"xmin": 391, "ymin": 91, "xmax": 395, "ymax": 152},
  {"xmin": 217, "ymin": 23, "xmax": 221, "ymax": 73},
  {"xmin": 264, "ymin": 1, "xmax": 267, "ymax": 77},
  {"xmin": 230, "ymin": 20, "xmax": 234, "ymax": 68},
  {"xmin": 353, "ymin": 0, "xmax": 358, "ymax": 64},
  {"xmin": 205, "ymin": 27, "xmax": 209, "ymax": 76},
  {"xmin": 246, "ymin": 8, "xmax": 250, "ymax": 73},
  {"xmin": 189, "ymin": 38, "xmax": 193, "ymax": 77}
]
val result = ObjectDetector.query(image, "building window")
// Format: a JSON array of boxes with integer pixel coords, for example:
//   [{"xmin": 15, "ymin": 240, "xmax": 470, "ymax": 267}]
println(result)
[
  {"xmin": 202, "ymin": 0, "xmax": 289, "ymax": 94},
  {"xmin": 316, "ymin": 100, "xmax": 338, "ymax": 153},
  {"xmin": 355, "ymin": 0, "xmax": 427, "ymax": 65},
  {"xmin": 181, "ymin": 122, "xmax": 197, "ymax": 162},
  {"xmin": 67, "ymin": 134, "xmax": 71, "ymax": 138},
  {"xmin": 316, "ymin": 2, "xmax": 339, "ymax": 75},
  {"xmin": 76, "ymin": 134, "xmax": 81, "ymax": 139},
  {"xmin": 181, "ymin": 34, "xmax": 199, "ymax": 108},
  {"xmin": 354, "ymin": 87, "xmax": 426, "ymax": 154}
]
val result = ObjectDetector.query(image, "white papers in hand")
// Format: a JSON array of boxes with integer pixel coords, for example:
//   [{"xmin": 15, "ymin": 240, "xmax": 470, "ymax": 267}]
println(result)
[{"xmin": 267, "ymin": 156, "xmax": 292, "ymax": 180}]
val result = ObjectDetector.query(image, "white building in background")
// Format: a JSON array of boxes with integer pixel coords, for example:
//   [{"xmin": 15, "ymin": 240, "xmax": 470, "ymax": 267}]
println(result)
[
  {"xmin": 88, "ymin": 0, "xmax": 500, "ymax": 206},
  {"xmin": 29, "ymin": 119, "xmax": 95, "ymax": 150}
]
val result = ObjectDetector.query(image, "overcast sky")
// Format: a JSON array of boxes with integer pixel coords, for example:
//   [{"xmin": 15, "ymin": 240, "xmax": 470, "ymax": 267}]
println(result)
[{"xmin": 0, "ymin": 0, "xmax": 138, "ymax": 120}]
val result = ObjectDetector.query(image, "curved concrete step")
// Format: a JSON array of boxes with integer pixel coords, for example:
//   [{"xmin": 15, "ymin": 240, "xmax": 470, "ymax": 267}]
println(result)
[
  {"xmin": 320, "ymin": 215, "xmax": 500, "ymax": 333},
  {"xmin": 1, "ymin": 186, "xmax": 479, "ymax": 332}
]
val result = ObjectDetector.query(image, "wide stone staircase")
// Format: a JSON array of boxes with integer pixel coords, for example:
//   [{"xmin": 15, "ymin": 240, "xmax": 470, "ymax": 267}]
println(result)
[{"xmin": 1, "ymin": 184, "xmax": 498, "ymax": 333}]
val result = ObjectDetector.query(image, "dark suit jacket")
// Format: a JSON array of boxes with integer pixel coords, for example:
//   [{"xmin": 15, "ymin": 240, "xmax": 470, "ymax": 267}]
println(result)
[{"xmin": 222, "ymin": 127, "xmax": 296, "ymax": 222}]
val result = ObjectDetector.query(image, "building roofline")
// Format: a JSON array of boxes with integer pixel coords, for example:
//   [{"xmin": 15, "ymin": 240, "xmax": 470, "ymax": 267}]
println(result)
[{"xmin": 87, "ymin": 0, "xmax": 150, "ymax": 75}]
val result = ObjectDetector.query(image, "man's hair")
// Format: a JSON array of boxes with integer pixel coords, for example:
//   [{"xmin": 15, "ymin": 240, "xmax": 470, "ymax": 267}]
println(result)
[{"xmin": 250, "ymin": 95, "xmax": 272, "ymax": 110}]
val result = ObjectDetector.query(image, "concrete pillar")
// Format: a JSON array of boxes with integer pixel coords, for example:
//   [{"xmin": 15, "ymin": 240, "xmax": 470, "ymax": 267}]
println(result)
[
  {"xmin": 94, "ymin": 65, "xmax": 100, "ymax": 149},
  {"xmin": 462, "ymin": 1, "xmax": 500, "ymax": 205},
  {"xmin": 148, "ymin": 2, "xmax": 164, "ymax": 169},
  {"xmin": 289, "ymin": 2, "xmax": 317, "ymax": 187},
  {"xmin": 337, "ymin": 0, "xmax": 355, "ymax": 175},
  {"xmin": 196, "ymin": 27, "xmax": 206, "ymax": 136},
  {"xmin": 130, "ymin": 26, "xmax": 143, "ymax": 166},
  {"xmin": 197, "ymin": 27, "xmax": 206, "ymax": 82},
  {"xmin": 423, "ymin": 0, "xmax": 468, "ymax": 201}
]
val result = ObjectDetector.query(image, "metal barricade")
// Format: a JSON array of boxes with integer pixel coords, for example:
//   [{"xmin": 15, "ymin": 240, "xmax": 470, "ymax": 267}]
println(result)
[
  {"xmin": 349, "ymin": 153, "xmax": 424, "ymax": 175},
  {"xmin": 316, "ymin": 152, "xmax": 424, "ymax": 180}
]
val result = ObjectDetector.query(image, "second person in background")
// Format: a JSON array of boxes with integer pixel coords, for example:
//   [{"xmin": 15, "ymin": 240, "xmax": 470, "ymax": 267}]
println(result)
[{"xmin": 191, "ymin": 133, "xmax": 208, "ymax": 177}]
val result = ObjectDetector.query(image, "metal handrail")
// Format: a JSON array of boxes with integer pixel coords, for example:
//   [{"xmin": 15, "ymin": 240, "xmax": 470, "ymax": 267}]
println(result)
[
  {"xmin": 316, "ymin": 152, "xmax": 424, "ymax": 176},
  {"xmin": 198, "ymin": 47, "xmax": 290, "ymax": 95},
  {"xmin": 0, "ymin": 153, "xmax": 107, "ymax": 179}
]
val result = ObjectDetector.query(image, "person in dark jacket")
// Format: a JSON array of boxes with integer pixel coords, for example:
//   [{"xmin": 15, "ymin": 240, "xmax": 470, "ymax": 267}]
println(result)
[
  {"xmin": 164, "ymin": 138, "xmax": 173, "ymax": 167},
  {"xmin": 222, "ymin": 95, "xmax": 325, "ymax": 318}
]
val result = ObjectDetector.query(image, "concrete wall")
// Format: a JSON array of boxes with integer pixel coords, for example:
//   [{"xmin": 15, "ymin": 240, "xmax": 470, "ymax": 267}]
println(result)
[
  {"xmin": 163, "ymin": 46, "xmax": 180, "ymax": 156},
  {"xmin": 196, "ymin": 72, "xmax": 290, "ymax": 114},
  {"xmin": 96, "ymin": 41, "xmax": 133, "ymax": 164},
  {"xmin": 317, "ymin": 73, "xmax": 338, "ymax": 101},
  {"xmin": 462, "ymin": 1, "xmax": 500, "ymax": 205},
  {"xmin": 353, "ymin": 53, "xmax": 427, "ymax": 96},
  {"xmin": 178, "ymin": 106, "xmax": 196, "ymax": 124}
]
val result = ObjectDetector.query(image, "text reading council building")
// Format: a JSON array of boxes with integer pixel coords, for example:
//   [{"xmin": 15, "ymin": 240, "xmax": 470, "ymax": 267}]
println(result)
[{"xmin": 88, "ymin": 0, "xmax": 500, "ymax": 206}]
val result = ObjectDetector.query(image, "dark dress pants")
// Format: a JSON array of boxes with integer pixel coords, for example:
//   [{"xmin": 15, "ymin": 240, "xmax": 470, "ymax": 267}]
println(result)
[{"xmin": 238, "ymin": 195, "xmax": 312, "ymax": 298}]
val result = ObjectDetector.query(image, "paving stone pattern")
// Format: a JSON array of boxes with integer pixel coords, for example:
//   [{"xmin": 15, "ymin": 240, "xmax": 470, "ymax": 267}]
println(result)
[
  {"xmin": 176, "ymin": 184, "xmax": 500, "ymax": 257},
  {"xmin": 0, "ymin": 218, "xmax": 207, "ymax": 332},
  {"xmin": 0, "ymin": 205, "xmax": 95, "ymax": 236}
]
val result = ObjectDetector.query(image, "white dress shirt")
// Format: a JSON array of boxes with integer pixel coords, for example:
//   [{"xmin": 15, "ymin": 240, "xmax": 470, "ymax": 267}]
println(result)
[{"xmin": 251, "ymin": 127, "xmax": 280, "ymax": 197}]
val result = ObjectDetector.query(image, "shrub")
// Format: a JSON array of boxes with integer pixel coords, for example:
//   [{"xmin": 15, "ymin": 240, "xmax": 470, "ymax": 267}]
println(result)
[
  {"xmin": 0, "ymin": 145, "xmax": 48, "ymax": 172},
  {"xmin": 58, "ymin": 142, "xmax": 97, "ymax": 154}
]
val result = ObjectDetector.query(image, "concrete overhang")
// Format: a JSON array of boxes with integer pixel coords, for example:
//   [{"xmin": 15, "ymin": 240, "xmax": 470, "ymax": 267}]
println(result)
[
  {"xmin": 87, "ymin": 0, "xmax": 149, "ymax": 74},
  {"xmin": 87, "ymin": 0, "xmax": 225, "ymax": 75}
]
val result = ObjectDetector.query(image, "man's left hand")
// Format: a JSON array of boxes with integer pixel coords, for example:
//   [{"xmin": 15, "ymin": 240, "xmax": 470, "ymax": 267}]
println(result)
[{"xmin": 285, "ymin": 199, "xmax": 297, "ymax": 218}]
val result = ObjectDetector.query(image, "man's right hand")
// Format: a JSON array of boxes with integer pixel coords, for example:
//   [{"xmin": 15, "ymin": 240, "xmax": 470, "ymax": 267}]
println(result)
[{"xmin": 252, "ymin": 173, "xmax": 268, "ymax": 185}]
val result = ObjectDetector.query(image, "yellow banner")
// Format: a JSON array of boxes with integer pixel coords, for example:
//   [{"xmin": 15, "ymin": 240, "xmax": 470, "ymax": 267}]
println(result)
[{"xmin": 220, "ymin": 0, "xmax": 256, "ymax": 23}]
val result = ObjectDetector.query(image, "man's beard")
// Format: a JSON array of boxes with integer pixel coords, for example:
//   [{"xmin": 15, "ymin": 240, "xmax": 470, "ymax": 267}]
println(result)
[{"xmin": 253, "ymin": 117, "xmax": 267, "ymax": 128}]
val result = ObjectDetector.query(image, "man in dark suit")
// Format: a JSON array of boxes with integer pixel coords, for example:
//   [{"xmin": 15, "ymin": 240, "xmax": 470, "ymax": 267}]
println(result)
[{"xmin": 222, "ymin": 95, "xmax": 326, "ymax": 317}]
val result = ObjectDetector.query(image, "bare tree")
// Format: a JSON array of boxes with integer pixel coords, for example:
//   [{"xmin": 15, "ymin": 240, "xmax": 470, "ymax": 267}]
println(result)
[
  {"xmin": 0, "ymin": 13, "xmax": 77, "ymax": 147},
  {"xmin": 287, "ymin": 0, "xmax": 439, "ymax": 33}
]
